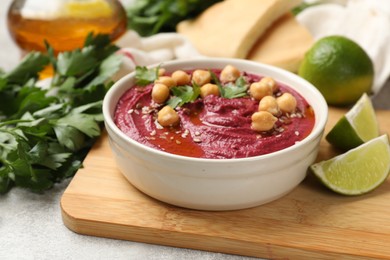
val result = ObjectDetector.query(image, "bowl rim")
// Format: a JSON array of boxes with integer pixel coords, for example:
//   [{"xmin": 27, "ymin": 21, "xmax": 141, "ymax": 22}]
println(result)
[{"xmin": 103, "ymin": 57, "xmax": 328, "ymax": 163}]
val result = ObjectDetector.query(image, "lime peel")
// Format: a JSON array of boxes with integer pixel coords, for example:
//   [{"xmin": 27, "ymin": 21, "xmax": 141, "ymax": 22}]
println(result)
[
  {"xmin": 345, "ymin": 93, "xmax": 379, "ymax": 141},
  {"xmin": 298, "ymin": 35, "xmax": 374, "ymax": 106},
  {"xmin": 326, "ymin": 93, "xmax": 379, "ymax": 151},
  {"xmin": 311, "ymin": 135, "xmax": 390, "ymax": 195}
]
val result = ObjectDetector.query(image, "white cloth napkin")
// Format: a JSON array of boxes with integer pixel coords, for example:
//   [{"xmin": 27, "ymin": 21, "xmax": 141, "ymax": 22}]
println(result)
[
  {"xmin": 112, "ymin": 31, "xmax": 203, "ymax": 81},
  {"xmin": 296, "ymin": 0, "xmax": 390, "ymax": 95}
]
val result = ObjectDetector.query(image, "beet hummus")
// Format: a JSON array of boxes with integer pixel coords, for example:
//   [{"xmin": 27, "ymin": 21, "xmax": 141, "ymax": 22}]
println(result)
[{"xmin": 114, "ymin": 65, "xmax": 315, "ymax": 159}]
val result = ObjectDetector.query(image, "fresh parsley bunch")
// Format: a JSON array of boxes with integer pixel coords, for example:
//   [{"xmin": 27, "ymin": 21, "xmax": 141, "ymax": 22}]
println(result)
[{"xmin": 0, "ymin": 34, "xmax": 122, "ymax": 194}]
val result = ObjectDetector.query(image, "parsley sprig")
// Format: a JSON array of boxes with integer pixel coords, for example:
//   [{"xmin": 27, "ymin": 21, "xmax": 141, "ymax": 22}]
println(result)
[
  {"xmin": 126, "ymin": 0, "xmax": 223, "ymax": 36},
  {"xmin": 134, "ymin": 66, "xmax": 249, "ymax": 109},
  {"xmin": 210, "ymin": 71, "xmax": 248, "ymax": 99},
  {"xmin": 167, "ymin": 83, "xmax": 201, "ymax": 108},
  {"xmin": 0, "ymin": 34, "xmax": 122, "ymax": 194},
  {"xmin": 135, "ymin": 65, "xmax": 159, "ymax": 86}
]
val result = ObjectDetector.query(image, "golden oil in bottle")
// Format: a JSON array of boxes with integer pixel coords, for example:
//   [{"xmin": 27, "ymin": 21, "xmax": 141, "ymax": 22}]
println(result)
[{"xmin": 7, "ymin": 0, "xmax": 127, "ymax": 55}]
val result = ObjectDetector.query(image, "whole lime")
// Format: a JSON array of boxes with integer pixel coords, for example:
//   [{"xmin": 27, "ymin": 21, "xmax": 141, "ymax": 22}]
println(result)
[{"xmin": 298, "ymin": 36, "xmax": 374, "ymax": 106}]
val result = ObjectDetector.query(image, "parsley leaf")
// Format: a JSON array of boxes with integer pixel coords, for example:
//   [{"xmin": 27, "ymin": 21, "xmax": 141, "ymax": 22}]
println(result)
[
  {"xmin": 210, "ymin": 71, "xmax": 225, "ymax": 97},
  {"xmin": 126, "ymin": 0, "xmax": 223, "ymax": 36},
  {"xmin": 56, "ymin": 46, "xmax": 98, "ymax": 77},
  {"xmin": 55, "ymin": 101, "xmax": 103, "ymax": 139},
  {"xmin": 0, "ymin": 34, "xmax": 122, "ymax": 194},
  {"xmin": 223, "ymin": 76, "xmax": 249, "ymax": 99},
  {"xmin": 84, "ymin": 53, "xmax": 123, "ymax": 88},
  {"xmin": 135, "ymin": 65, "xmax": 159, "ymax": 86},
  {"xmin": 5, "ymin": 52, "xmax": 50, "ymax": 85},
  {"xmin": 167, "ymin": 84, "xmax": 200, "ymax": 108},
  {"xmin": 211, "ymin": 71, "xmax": 249, "ymax": 99}
]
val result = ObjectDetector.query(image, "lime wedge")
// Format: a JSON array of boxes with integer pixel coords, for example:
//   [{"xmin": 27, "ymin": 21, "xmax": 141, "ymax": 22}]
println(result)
[
  {"xmin": 326, "ymin": 93, "xmax": 379, "ymax": 150},
  {"xmin": 311, "ymin": 135, "xmax": 390, "ymax": 195}
]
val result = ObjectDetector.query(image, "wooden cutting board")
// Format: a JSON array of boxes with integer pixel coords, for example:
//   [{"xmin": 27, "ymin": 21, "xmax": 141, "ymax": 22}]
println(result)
[{"xmin": 61, "ymin": 108, "xmax": 390, "ymax": 259}]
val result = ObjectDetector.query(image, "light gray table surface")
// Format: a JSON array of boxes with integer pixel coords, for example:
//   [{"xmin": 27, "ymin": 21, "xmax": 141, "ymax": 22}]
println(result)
[{"xmin": 1, "ymin": 1, "xmax": 389, "ymax": 260}]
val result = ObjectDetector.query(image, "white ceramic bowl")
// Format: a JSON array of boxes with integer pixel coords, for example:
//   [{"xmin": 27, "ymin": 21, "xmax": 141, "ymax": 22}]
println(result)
[{"xmin": 103, "ymin": 58, "xmax": 328, "ymax": 211}]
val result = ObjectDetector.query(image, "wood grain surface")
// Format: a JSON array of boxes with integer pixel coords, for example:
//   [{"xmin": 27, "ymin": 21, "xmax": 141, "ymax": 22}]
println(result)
[{"xmin": 61, "ymin": 108, "xmax": 390, "ymax": 259}]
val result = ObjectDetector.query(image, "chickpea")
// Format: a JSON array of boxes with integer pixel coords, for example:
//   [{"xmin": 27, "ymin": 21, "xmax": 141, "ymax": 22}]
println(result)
[
  {"xmin": 192, "ymin": 69, "xmax": 211, "ymax": 86},
  {"xmin": 200, "ymin": 83, "xmax": 220, "ymax": 98},
  {"xmin": 249, "ymin": 81, "xmax": 273, "ymax": 100},
  {"xmin": 258, "ymin": 95, "xmax": 279, "ymax": 116},
  {"xmin": 251, "ymin": 111, "xmax": 277, "ymax": 132},
  {"xmin": 171, "ymin": 70, "xmax": 191, "ymax": 85},
  {"xmin": 158, "ymin": 68, "xmax": 166, "ymax": 76},
  {"xmin": 260, "ymin": 77, "xmax": 278, "ymax": 93},
  {"xmin": 157, "ymin": 106, "xmax": 180, "ymax": 127},
  {"xmin": 152, "ymin": 83, "xmax": 170, "ymax": 104},
  {"xmin": 155, "ymin": 76, "xmax": 176, "ymax": 88},
  {"xmin": 276, "ymin": 93, "xmax": 297, "ymax": 113},
  {"xmin": 220, "ymin": 65, "xmax": 241, "ymax": 82}
]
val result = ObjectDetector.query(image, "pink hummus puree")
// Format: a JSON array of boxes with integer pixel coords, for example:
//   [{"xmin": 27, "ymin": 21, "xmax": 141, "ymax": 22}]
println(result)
[{"xmin": 114, "ymin": 71, "xmax": 315, "ymax": 159}]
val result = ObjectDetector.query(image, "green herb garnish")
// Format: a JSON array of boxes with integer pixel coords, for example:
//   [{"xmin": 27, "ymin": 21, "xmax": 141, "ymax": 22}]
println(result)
[
  {"xmin": 135, "ymin": 65, "xmax": 159, "ymax": 86},
  {"xmin": 135, "ymin": 66, "xmax": 249, "ymax": 110},
  {"xmin": 0, "ymin": 34, "xmax": 122, "ymax": 194},
  {"xmin": 223, "ymin": 76, "xmax": 249, "ymax": 99},
  {"xmin": 126, "ymin": 0, "xmax": 223, "ymax": 36},
  {"xmin": 210, "ymin": 71, "xmax": 248, "ymax": 99},
  {"xmin": 292, "ymin": 2, "xmax": 321, "ymax": 15},
  {"xmin": 167, "ymin": 83, "xmax": 200, "ymax": 108}
]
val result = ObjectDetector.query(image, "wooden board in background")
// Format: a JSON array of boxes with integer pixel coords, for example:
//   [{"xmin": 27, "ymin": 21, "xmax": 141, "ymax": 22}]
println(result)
[{"xmin": 61, "ymin": 108, "xmax": 390, "ymax": 259}]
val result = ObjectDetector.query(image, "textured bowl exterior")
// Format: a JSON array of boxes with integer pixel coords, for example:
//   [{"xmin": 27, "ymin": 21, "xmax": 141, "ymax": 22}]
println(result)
[{"xmin": 103, "ymin": 58, "xmax": 328, "ymax": 211}]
